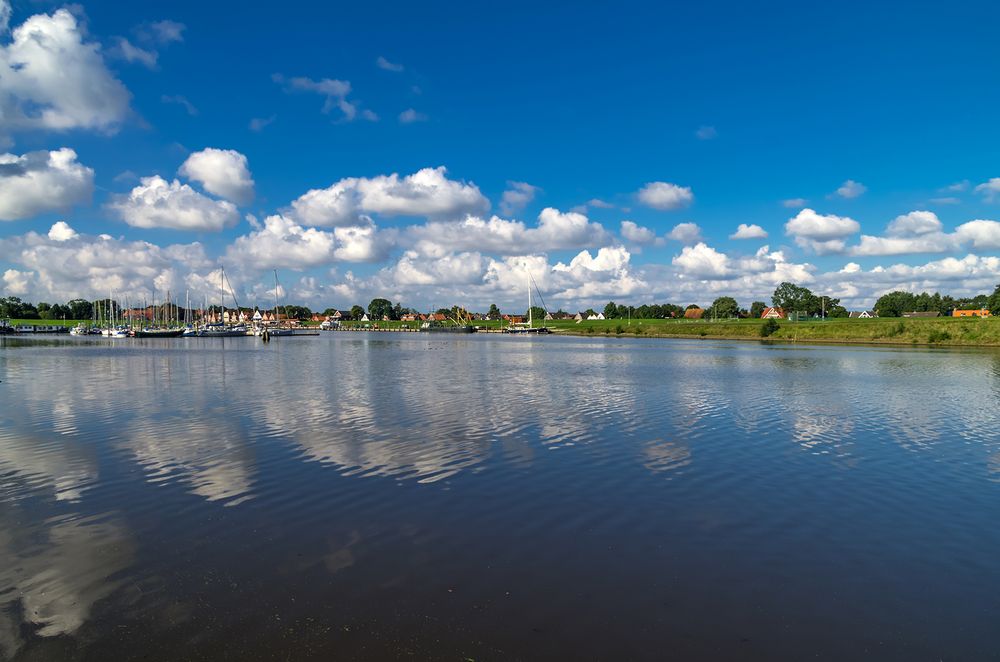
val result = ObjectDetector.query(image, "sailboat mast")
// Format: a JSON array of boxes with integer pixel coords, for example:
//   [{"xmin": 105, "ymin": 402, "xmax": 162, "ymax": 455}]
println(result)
[{"xmin": 528, "ymin": 275, "xmax": 532, "ymax": 329}]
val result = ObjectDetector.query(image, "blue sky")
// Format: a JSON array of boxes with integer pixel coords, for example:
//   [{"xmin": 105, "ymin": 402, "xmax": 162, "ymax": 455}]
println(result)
[{"xmin": 1, "ymin": 0, "xmax": 999, "ymax": 311}]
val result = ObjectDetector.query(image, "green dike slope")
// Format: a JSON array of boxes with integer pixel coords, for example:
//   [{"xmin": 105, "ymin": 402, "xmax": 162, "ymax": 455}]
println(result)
[{"xmin": 547, "ymin": 317, "xmax": 1000, "ymax": 346}]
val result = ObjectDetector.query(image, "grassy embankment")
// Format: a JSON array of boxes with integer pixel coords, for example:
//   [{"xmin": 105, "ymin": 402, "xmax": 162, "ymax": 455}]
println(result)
[
  {"xmin": 16, "ymin": 316, "xmax": 998, "ymax": 347},
  {"xmin": 545, "ymin": 317, "xmax": 1000, "ymax": 346},
  {"xmin": 6, "ymin": 319, "xmax": 84, "ymax": 328}
]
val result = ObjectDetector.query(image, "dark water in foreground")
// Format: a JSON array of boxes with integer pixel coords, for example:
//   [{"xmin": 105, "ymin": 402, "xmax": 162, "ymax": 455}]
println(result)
[{"xmin": 1, "ymin": 333, "xmax": 999, "ymax": 660}]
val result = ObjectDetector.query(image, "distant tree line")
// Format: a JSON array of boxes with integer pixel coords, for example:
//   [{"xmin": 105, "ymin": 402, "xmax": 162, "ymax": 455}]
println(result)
[
  {"xmin": 873, "ymin": 288, "xmax": 1000, "ymax": 317},
  {"xmin": 6, "ymin": 283, "xmax": 1000, "ymax": 323}
]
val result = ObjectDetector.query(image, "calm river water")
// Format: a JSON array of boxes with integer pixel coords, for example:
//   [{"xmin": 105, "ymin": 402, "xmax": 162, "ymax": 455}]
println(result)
[{"xmin": 1, "ymin": 333, "xmax": 999, "ymax": 660}]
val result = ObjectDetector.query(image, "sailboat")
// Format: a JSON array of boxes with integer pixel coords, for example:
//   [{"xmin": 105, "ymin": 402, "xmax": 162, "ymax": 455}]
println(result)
[
  {"xmin": 133, "ymin": 288, "xmax": 184, "ymax": 337},
  {"xmin": 101, "ymin": 291, "xmax": 129, "ymax": 338},
  {"xmin": 255, "ymin": 271, "xmax": 295, "ymax": 336},
  {"xmin": 201, "ymin": 266, "xmax": 250, "ymax": 337},
  {"xmin": 503, "ymin": 272, "xmax": 551, "ymax": 334}
]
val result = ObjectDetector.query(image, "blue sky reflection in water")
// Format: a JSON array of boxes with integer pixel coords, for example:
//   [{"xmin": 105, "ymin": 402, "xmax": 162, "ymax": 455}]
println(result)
[{"xmin": 1, "ymin": 335, "xmax": 1000, "ymax": 659}]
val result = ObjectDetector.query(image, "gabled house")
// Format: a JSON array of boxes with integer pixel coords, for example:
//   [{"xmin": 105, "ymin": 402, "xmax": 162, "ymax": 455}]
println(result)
[
  {"xmin": 587, "ymin": 312, "xmax": 605, "ymax": 320},
  {"xmin": 684, "ymin": 307, "xmax": 705, "ymax": 320},
  {"xmin": 953, "ymin": 309, "xmax": 990, "ymax": 317},
  {"xmin": 848, "ymin": 310, "xmax": 877, "ymax": 318},
  {"xmin": 760, "ymin": 307, "xmax": 785, "ymax": 319},
  {"xmin": 359, "ymin": 313, "xmax": 370, "ymax": 322}
]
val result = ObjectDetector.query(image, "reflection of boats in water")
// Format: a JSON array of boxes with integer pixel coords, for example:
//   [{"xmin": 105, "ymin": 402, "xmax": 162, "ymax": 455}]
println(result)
[
  {"xmin": 199, "ymin": 323, "xmax": 249, "ymax": 337},
  {"xmin": 132, "ymin": 328, "xmax": 185, "ymax": 338}
]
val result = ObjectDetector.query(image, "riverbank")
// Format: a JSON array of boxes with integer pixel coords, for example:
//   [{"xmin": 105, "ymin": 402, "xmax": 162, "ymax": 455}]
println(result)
[{"xmin": 546, "ymin": 317, "xmax": 1000, "ymax": 347}]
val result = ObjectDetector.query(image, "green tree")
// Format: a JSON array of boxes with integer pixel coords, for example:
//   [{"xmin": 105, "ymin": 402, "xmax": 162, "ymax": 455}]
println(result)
[
  {"xmin": 749, "ymin": 301, "xmax": 767, "ymax": 318},
  {"xmin": 988, "ymin": 284, "xmax": 1000, "ymax": 316},
  {"xmin": 67, "ymin": 299, "xmax": 93, "ymax": 320},
  {"xmin": 487, "ymin": 303, "xmax": 501, "ymax": 319},
  {"xmin": 603, "ymin": 301, "xmax": 619, "ymax": 319},
  {"xmin": 527, "ymin": 306, "xmax": 546, "ymax": 321},
  {"xmin": 772, "ymin": 282, "xmax": 813, "ymax": 313},
  {"xmin": 874, "ymin": 291, "xmax": 914, "ymax": 317},
  {"xmin": 707, "ymin": 296, "xmax": 739, "ymax": 319},
  {"xmin": 349, "ymin": 305, "xmax": 365, "ymax": 320},
  {"xmin": 368, "ymin": 298, "xmax": 393, "ymax": 320}
]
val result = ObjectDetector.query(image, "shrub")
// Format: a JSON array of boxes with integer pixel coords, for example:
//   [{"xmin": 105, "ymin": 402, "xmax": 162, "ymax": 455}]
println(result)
[
  {"xmin": 760, "ymin": 319, "xmax": 780, "ymax": 337},
  {"xmin": 885, "ymin": 320, "xmax": 907, "ymax": 337},
  {"xmin": 615, "ymin": 324, "xmax": 625, "ymax": 334},
  {"xmin": 927, "ymin": 330, "xmax": 951, "ymax": 343}
]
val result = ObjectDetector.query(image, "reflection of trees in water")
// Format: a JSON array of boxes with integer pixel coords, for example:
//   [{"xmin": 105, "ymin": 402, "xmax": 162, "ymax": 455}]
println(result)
[{"xmin": 0, "ymin": 513, "xmax": 134, "ymax": 653}]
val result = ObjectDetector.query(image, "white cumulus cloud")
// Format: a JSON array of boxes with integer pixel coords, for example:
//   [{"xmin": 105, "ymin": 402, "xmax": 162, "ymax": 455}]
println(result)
[
  {"xmin": 666, "ymin": 222, "xmax": 702, "ymax": 244},
  {"xmin": 835, "ymin": 179, "xmax": 867, "ymax": 199},
  {"xmin": 620, "ymin": 220, "xmax": 657, "ymax": 245},
  {"xmin": 785, "ymin": 208, "xmax": 860, "ymax": 254},
  {"xmin": 0, "ymin": 148, "xmax": 93, "ymax": 220},
  {"xmin": 291, "ymin": 166, "xmax": 489, "ymax": 226},
  {"xmin": 178, "ymin": 148, "xmax": 255, "ymax": 206},
  {"xmin": 407, "ymin": 208, "xmax": 610, "ymax": 257},
  {"xmin": 108, "ymin": 176, "xmax": 239, "ymax": 232},
  {"xmin": 974, "ymin": 178, "xmax": 1000, "ymax": 202},
  {"xmin": 499, "ymin": 181, "xmax": 539, "ymax": 216},
  {"xmin": 729, "ymin": 223, "xmax": 768, "ymax": 240},
  {"xmin": 0, "ymin": 8, "xmax": 131, "ymax": 135},
  {"xmin": 886, "ymin": 210, "xmax": 942, "ymax": 237},
  {"xmin": 47, "ymin": 221, "xmax": 77, "ymax": 241},
  {"xmin": 227, "ymin": 214, "xmax": 336, "ymax": 269},
  {"xmin": 0, "ymin": 222, "xmax": 210, "ymax": 302},
  {"xmin": 637, "ymin": 181, "xmax": 694, "ymax": 210}
]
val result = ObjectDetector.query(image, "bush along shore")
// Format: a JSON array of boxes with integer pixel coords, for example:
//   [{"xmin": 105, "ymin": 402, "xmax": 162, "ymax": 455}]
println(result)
[{"xmin": 545, "ymin": 317, "xmax": 1000, "ymax": 347}]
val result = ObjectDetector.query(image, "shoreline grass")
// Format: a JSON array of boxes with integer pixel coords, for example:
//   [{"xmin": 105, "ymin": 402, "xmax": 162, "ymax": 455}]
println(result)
[{"xmin": 545, "ymin": 317, "xmax": 1000, "ymax": 347}]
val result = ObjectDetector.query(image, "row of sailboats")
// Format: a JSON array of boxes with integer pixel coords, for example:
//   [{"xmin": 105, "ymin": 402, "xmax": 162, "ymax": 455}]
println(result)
[{"xmin": 69, "ymin": 267, "xmax": 300, "ymax": 338}]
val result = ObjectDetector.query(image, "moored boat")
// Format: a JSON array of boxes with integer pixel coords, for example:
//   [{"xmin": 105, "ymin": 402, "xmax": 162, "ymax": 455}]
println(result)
[{"xmin": 132, "ymin": 328, "xmax": 185, "ymax": 338}]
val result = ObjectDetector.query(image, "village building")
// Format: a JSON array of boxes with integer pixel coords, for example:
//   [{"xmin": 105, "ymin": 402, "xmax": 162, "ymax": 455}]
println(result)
[
  {"xmin": 848, "ymin": 310, "xmax": 878, "ymax": 318},
  {"xmin": 684, "ymin": 307, "xmax": 705, "ymax": 320},
  {"xmin": 952, "ymin": 309, "xmax": 991, "ymax": 317},
  {"xmin": 902, "ymin": 311, "xmax": 940, "ymax": 318},
  {"xmin": 760, "ymin": 307, "xmax": 786, "ymax": 319}
]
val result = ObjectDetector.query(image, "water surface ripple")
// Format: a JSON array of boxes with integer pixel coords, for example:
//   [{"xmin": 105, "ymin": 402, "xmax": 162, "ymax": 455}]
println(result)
[{"xmin": 1, "ymin": 334, "xmax": 999, "ymax": 660}]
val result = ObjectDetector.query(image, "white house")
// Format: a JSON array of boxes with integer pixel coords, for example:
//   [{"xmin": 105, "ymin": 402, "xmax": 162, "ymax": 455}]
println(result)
[{"xmin": 587, "ymin": 312, "xmax": 605, "ymax": 320}]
